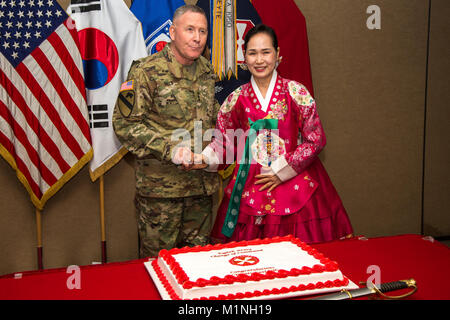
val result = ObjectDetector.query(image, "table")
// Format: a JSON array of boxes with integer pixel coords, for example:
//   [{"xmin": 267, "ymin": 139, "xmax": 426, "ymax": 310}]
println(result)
[{"xmin": 1, "ymin": 234, "xmax": 449, "ymax": 300}]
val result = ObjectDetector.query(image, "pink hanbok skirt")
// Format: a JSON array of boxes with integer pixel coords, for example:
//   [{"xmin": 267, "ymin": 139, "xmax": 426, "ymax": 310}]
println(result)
[{"xmin": 211, "ymin": 159, "xmax": 353, "ymax": 244}]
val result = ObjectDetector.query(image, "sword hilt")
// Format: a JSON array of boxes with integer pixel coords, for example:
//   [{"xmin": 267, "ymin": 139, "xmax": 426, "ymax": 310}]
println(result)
[
  {"xmin": 371, "ymin": 279, "xmax": 417, "ymax": 299},
  {"xmin": 307, "ymin": 278, "xmax": 417, "ymax": 300},
  {"xmin": 380, "ymin": 280, "xmax": 409, "ymax": 292}
]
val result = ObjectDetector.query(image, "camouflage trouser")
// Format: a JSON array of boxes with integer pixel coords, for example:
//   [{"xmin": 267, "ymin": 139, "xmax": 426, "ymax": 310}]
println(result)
[{"xmin": 135, "ymin": 194, "xmax": 213, "ymax": 258}]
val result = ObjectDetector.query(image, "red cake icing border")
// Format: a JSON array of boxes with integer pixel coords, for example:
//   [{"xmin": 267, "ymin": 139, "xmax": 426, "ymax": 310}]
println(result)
[
  {"xmin": 151, "ymin": 258, "xmax": 349, "ymax": 300},
  {"xmin": 152, "ymin": 235, "xmax": 348, "ymax": 300}
]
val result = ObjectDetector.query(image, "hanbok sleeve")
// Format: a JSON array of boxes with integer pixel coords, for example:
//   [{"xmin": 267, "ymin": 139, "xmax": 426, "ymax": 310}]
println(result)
[
  {"xmin": 202, "ymin": 87, "xmax": 243, "ymax": 172},
  {"xmin": 270, "ymin": 81, "xmax": 326, "ymax": 181}
]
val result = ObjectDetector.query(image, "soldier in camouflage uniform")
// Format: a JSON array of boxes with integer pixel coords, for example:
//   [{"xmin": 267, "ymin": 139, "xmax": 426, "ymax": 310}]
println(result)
[{"xmin": 112, "ymin": 5, "xmax": 220, "ymax": 258}]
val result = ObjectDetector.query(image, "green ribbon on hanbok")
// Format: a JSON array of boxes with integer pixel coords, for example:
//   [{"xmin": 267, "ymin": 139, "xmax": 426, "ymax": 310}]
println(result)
[{"xmin": 221, "ymin": 118, "xmax": 278, "ymax": 237}]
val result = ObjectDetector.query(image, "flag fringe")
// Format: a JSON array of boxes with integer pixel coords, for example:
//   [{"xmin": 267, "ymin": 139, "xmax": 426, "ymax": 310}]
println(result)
[
  {"xmin": 0, "ymin": 144, "xmax": 93, "ymax": 210},
  {"xmin": 89, "ymin": 146, "xmax": 129, "ymax": 182},
  {"xmin": 218, "ymin": 162, "xmax": 236, "ymax": 180}
]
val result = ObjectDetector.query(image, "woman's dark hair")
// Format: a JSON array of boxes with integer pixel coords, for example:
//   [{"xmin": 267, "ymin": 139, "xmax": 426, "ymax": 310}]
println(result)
[{"xmin": 243, "ymin": 24, "xmax": 278, "ymax": 51}]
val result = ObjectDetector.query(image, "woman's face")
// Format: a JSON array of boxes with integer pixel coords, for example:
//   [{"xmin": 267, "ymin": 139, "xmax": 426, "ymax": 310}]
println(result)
[{"xmin": 244, "ymin": 32, "xmax": 279, "ymax": 83}]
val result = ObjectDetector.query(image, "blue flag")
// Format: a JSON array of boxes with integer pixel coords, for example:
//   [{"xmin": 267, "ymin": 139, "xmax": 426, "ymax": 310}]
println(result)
[{"xmin": 130, "ymin": 0, "xmax": 185, "ymax": 55}]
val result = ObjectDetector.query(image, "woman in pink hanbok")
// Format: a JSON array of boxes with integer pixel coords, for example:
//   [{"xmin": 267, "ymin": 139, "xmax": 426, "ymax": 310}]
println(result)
[{"xmin": 185, "ymin": 24, "xmax": 353, "ymax": 244}]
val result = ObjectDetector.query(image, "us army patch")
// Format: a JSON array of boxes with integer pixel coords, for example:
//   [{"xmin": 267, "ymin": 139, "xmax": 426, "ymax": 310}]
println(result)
[{"xmin": 118, "ymin": 80, "xmax": 135, "ymax": 118}]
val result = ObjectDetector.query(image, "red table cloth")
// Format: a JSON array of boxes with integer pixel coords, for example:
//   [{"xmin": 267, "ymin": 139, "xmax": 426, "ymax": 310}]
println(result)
[{"xmin": 1, "ymin": 234, "xmax": 449, "ymax": 300}]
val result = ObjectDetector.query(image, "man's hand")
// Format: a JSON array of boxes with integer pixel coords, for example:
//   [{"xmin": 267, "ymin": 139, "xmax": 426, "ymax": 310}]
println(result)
[
  {"xmin": 182, "ymin": 153, "xmax": 208, "ymax": 170},
  {"xmin": 172, "ymin": 146, "xmax": 193, "ymax": 166},
  {"xmin": 173, "ymin": 147, "xmax": 208, "ymax": 170}
]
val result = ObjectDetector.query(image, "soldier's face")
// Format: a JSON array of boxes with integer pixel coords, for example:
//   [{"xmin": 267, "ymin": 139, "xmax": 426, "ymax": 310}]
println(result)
[
  {"xmin": 244, "ymin": 33, "xmax": 280, "ymax": 84},
  {"xmin": 169, "ymin": 11, "xmax": 208, "ymax": 65}
]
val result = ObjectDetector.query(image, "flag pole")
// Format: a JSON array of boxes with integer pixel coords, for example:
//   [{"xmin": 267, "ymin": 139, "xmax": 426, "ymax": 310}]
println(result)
[
  {"xmin": 35, "ymin": 208, "xmax": 43, "ymax": 270},
  {"xmin": 99, "ymin": 174, "xmax": 107, "ymax": 263}
]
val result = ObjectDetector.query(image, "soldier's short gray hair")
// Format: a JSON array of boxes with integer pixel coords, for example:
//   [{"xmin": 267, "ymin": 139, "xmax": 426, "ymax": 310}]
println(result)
[{"xmin": 173, "ymin": 4, "xmax": 207, "ymax": 24}]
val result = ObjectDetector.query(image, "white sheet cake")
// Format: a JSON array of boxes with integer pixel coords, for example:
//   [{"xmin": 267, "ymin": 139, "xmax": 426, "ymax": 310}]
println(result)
[{"xmin": 148, "ymin": 235, "xmax": 351, "ymax": 300}]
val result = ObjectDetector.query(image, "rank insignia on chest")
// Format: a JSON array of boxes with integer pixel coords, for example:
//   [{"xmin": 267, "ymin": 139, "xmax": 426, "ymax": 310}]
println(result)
[{"xmin": 118, "ymin": 81, "xmax": 135, "ymax": 118}]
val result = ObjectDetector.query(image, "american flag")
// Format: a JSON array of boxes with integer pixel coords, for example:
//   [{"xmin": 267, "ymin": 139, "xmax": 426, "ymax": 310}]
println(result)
[
  {"xmin": 0, "ymin": 0, "xmax": 92, "ymax": 210},
  {"xmin": 119, "ymin": 80, "xmax": 133, "ymax": 92}
]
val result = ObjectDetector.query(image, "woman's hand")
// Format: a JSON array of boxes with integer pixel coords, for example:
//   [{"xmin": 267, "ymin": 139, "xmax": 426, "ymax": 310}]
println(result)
[{"xmin": 254, "ymin": 173, "xmax": 282, "ymax": 192}]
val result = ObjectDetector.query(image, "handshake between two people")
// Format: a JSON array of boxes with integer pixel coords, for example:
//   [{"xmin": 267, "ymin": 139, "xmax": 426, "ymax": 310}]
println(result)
[
  {"xmin": 171, "ymin": 146, "xmax": 282, "ymax": 192},
  {"xmin": 172, "ymin": 146, "xmax": 208, "ymax": 171}
]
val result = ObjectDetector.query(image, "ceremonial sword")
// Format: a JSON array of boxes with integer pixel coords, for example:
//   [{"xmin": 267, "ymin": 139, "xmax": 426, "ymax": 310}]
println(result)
[{"xmin": 307, "ymin": 279, "xmax": 417, "ymax": 300}]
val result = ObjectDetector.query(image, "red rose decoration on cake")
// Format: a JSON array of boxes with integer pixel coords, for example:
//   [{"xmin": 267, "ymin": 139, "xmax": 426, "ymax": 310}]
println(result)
[{"xmin": 229, "ymin": 255, "xmax": 260, "ymax": 266}]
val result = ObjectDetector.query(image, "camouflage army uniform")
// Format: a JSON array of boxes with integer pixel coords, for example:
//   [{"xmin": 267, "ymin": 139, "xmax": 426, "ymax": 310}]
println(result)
[{"xmin": 113, "ymin": 44, "xmax": 220, "ymax": 258}]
